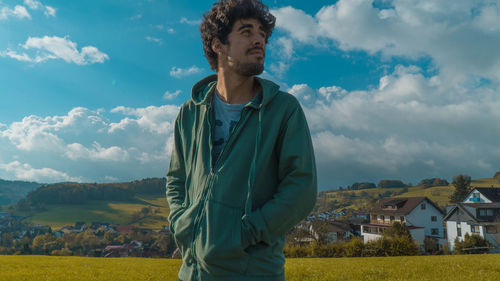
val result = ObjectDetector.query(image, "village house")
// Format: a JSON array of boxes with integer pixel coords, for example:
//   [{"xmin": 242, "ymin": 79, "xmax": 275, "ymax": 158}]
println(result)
[
  {"xmin": 102, "ymin": 240, "xmax": 143, "ymax": 258},
  {"xmin": 443, "ymin": 187, "xmax": 500, "ymax": 253},
  {"xmin": 361, "ymin": 197, "xmax": 445, "ymax": 248},
  {"xmin": 309, "ymin": 221, "xmax": 354, "ymax": 244}
]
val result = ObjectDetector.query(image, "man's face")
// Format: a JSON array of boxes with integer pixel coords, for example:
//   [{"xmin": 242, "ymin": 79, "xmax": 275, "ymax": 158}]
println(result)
[{"xmin": 220, "ymin": 18, "xmax": 266, "ymax": 76}]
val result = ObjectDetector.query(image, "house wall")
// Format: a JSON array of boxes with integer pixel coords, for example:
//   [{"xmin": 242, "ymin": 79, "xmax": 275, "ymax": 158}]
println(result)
[
  {"xmin": 362, "ymin": 232, "xmax": 381, "ymax": 243},
  {"xmin": 464, "ymin": 190, "xmax": 492, "ymax": 203},
  {"xmin": 447, "ymin": 221, "xmax": 475, "ymax": 250},
  {"xmin": 446, "ymin": 221, "xmax": 458, "ymax": 250},
  {"xmin": 406, "ymin": 200, "xmax": 444, "ymax": 238},
  {"xmin": 484, "ymin": 229, "xmax": 500, "ymax": 253},
  {"xmin": 409, "ymin": 228, "xmax": 425, "ymax": 247}
]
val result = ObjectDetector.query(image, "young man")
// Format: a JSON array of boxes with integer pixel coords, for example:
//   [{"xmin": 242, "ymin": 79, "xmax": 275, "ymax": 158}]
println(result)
[{"xmin": 166, "ymin": 1, "xmax": 317, "ymax": 280}]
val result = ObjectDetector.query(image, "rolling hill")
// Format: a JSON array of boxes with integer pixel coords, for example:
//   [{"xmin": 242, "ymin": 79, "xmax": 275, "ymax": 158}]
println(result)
[
  {"xmin": 13, "ymin": 178, "xmax": 169, "ymax": 230},
  {"xmin": 0, "ymin": 179, "xmax": 41, "ymax": 205}
]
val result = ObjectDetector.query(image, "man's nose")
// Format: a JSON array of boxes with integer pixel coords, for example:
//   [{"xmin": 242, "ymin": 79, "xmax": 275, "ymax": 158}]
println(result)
[{"xmin": 252, "ymin": 34, "xmax": 265, "ymax": 47}]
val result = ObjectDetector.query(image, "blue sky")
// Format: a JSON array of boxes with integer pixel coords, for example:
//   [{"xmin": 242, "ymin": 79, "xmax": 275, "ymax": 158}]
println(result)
[{"xmin": 1, "ymin": 0, "xmax": 500, "ymax": 190}]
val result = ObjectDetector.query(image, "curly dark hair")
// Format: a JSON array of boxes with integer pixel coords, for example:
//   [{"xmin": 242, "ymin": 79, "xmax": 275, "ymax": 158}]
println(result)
[{"xmin": 200, "ymin": 0, "xmax": 276, "ymax": 71}]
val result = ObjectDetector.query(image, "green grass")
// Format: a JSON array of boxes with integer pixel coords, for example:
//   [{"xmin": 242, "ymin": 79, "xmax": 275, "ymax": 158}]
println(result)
[
  {"xmin": 395, "ymin": 185, "xmax": 454, "ymax": 207},
  {"xmin": 1, "ymin": 255, "xmax": 499, "ymax": 281},
  {"xmin": 23, "ymin": 194, "xmax": 170, "ymax": 230}
]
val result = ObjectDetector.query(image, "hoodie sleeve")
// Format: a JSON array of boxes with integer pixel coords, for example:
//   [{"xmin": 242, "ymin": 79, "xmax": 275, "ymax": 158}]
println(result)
[
  {"xmin": 166, "ymin": 110, "xmax": 187, "ymax": 233},
  {"xmin": 241, "ymin": 104, "xmax": 317, "ymax": 247}
]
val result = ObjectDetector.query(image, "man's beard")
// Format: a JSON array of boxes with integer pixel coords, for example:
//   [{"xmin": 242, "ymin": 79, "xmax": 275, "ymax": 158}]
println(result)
[{"xmin": 233, "ymin": 60, "xmax": 264, "ymax": 77}]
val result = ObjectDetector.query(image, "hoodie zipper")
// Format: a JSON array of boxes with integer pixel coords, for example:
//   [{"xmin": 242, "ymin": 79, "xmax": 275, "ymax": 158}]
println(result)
[{"xmin": 188, "ymin": 103, "xmax": 255, "ymax": 270}]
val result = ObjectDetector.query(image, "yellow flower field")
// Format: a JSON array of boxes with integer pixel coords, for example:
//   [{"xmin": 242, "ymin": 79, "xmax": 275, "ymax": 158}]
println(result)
[{"xmin": 0, "ymin": 254, "xmax": 499, "ymax": 281}]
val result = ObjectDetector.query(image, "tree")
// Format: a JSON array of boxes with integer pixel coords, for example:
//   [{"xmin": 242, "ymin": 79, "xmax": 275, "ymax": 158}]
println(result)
[
  {"xmin": 423, "ymin": 237, "xmax": 439, "ymax": 254},
  {"xmin": 449, "ymin": 174, "xmax": 471, "ymax": 203},
  {"xmin": 494, "ymin": 171, "xmax": 500, "ymax": 184},
  {"xmin": 383, "ymin": 221, "xmax": 411, "ymax": 239}
]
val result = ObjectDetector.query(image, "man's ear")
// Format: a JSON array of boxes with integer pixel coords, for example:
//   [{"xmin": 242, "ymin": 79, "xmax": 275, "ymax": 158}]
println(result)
[{"xmin": 212, "ymin": 38, "xmax": 223, "ymax": 55}]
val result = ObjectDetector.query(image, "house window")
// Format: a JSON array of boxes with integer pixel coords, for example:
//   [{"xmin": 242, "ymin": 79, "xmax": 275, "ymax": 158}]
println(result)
[
  {"xmin": 400, "ymin": 216, "xmax": 405, "ymax": 222},
  {"xmin": 471, "ymin": 225, "xmax": 480, "ymax": 233},
  {"xmin": 431, "ymin": 228, "xmax": 439, "ymax": 235},
  {"xmin": 479, "ymin": 209, "xmax": 493, "ymax": 217},
  {"xmin": 431, "ymin": 216, "xmax": 437, "ymax": 222},
  {"xmin": 390, "ymin": 216, "xmax": 395, "ymax": 221},
  {"xmin": 380, "ymin": 215, "xmax": 385, "ymax": 221},
  {"xmin": 421, "ymin": 203, "xmax": 426, "ymax": 210},
  {"xmin": 457, "ymin": 223, "xmax": 462, "ymax": 237},
  {"xmin": 371, "ymin": 214, "xmax": 377, "ymax": 221},
  {"xmin": 486, "ymin": 225, "xmax": 498, "ymax": 234}
]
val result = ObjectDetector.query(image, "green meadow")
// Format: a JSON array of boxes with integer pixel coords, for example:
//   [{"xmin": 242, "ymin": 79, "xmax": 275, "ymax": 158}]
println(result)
[
  {"xmin": 0, "ymin": 254, "xmax": 499, "ymax": 281},
  {"xmin": 23, "ymin": 194, "xmax": 170, "ymax": 230}
]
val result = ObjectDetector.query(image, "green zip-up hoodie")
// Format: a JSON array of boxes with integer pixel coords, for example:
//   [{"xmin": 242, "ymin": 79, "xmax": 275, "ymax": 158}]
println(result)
[{"xmin": 166, "ymin": 75, "xmax": 317, "ymax": 281}]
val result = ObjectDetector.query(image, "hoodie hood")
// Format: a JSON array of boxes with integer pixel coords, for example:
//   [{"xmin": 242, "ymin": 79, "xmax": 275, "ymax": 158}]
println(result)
[{"xmin": 190, "ymin": 74, "xmax": 281, "ymax": 107}]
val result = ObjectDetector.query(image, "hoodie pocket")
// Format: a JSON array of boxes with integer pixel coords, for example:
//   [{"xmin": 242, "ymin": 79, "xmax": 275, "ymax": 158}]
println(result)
[
  {"xmin": 195, "ymin": 199, "xmax": 249, "ymax": 275},
  {"xmin": 172, "ymin": 205, "xmax": 196, "ymax": 256}
]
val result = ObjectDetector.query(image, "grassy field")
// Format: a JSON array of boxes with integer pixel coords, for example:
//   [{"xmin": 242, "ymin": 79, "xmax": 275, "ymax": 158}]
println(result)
[
  {"xmin": 23, "ymin": 194, "xmax": 170, "ymax": 230},
  {"xmin": 1, "ymin": 254, "xmax": 499, "ymax": 281}
]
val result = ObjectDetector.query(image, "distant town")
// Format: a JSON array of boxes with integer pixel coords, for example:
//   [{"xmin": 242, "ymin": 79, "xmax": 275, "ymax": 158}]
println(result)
[{"xmin": 1, "ymin": 173, "xmax": 499, "ymax": 258}]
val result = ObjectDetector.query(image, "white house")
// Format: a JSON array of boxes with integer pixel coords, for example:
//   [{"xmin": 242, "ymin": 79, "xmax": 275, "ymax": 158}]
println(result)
[
  {"xmin": 443, "ymin": 187, "xmax": 500, "ymax": 253},
  {"xmin": 361, "ymin": 197, "xmax": 445, "ymax": 248}
]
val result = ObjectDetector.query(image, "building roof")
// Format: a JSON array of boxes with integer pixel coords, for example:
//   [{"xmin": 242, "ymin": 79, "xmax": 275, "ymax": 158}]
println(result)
[
  {"xmin": 370, "ymin": 197, "xmax": 444, "ymax": 216},
  {"xmin": 443, "ymin": 202, "xmax": 500, "ymax": 223},
  {"xmin": 115, "ymin": 225, "xmax": 136, "ymax": 234},
  {"xmin": 468, "ymin": 187, "xmax": 500, "ymax": 203},
  {"xmin": 442, "ymin": 203, "xmax": 478, "ymax": 223},
  {"xmin": 310, "ymin": 221, "xmax": 353, "ymax": 233},
  {"xmin": 362, "ymin": 223, "xmax": 424, "ymax": 230}
]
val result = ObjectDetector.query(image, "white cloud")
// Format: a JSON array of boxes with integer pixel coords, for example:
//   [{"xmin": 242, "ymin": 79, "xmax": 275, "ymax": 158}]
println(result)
[
  {"xmin": 170, "ymin": 65, "xmax": 202, "ymax": 78},
  {"xmin": 130, "ymin": 14, "xmax": 142, "ymax": 20},
  {"xmin": 271, "ymin": 6, "xmax": 318, "ymax": 44},
  {"xmin": 65, "ymin": 142, "xmax": 130, "ymax": 162},
  {"xmin": 1, "ymin": 36, "xmax": 109, "ymax": 65},
  {"xmin": 0, "ymin": 50, "xmax": 34, "ymax": 62},
  {"xmin": 269, "ymin": 37, "xmax": 295, "ymax": 78},
  {"xmin": 0, "ymin": 5, "xmax": 31, "ymax": 20},
  {"xmin": 0, "ymin": 106, "xmax": 180, "ymax": 183},
  {"xmin": 290, "ymin": 65, "xmax": 500, "ymax": 188},
  {"xmin": 271, "ymin": 0, "xmax": 500, "ymax": 83},
  {"xmin": 44, "ymin": 6, "xmax": 55, "ymax": 17},
  {"xmin": 0, "ymin": 161, "xmax": 81, "ymax": 183},
  {"xmin": 180, "ymin": 17, "xmax": 201, "ymax": 25},
  {"xmin": 24, "ymin": 0, "xmax": 42, "ymax": 10},
  {"xmin": 22, "ymin": 0, "xmax": 55, "ymax": 17},
  {"xmin": 163, "ymin": 90, "xmax": 182, "ymax": 100},
  {"xmin": 146, "ymin": 36, "xmax": 162, "ymax": 45}
]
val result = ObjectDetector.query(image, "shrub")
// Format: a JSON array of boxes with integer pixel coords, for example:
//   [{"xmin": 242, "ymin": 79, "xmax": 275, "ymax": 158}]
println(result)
[
  {"xmin": 284, "ymin": 244, "xmax": 310, "ymax": 258},
  {"xmin": 454, "ymin": 233, "xmax": 491, "ymax": 254},
  {"xmin": 343, "ymin": 237, "xmax": 364, "ymax": 257},
  {"xmin": 311, "ymin": 242, "xmax": 344, "ymax": 258},
  {"xmin": 51, "ymin": 248, "xmax": 73, "ymax": 256}
]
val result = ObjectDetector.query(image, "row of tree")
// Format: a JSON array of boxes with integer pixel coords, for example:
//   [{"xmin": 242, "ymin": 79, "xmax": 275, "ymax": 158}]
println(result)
[
  {"xmin": 0, "ymin": 227, "xmax": 176, "ymax": 257},
  {"xmin": 15, "ymin": 178, "xmax": 166, "ymax": 211},
  {"xmin": 341, "ymin": 177, "xmax": 448, "ymax": 191}
]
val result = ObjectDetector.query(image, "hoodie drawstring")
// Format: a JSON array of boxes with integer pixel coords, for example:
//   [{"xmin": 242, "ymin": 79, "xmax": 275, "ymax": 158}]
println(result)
[{"xmin": 244, "ymin": 105, "xmax": 263, "ymax": 217}]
